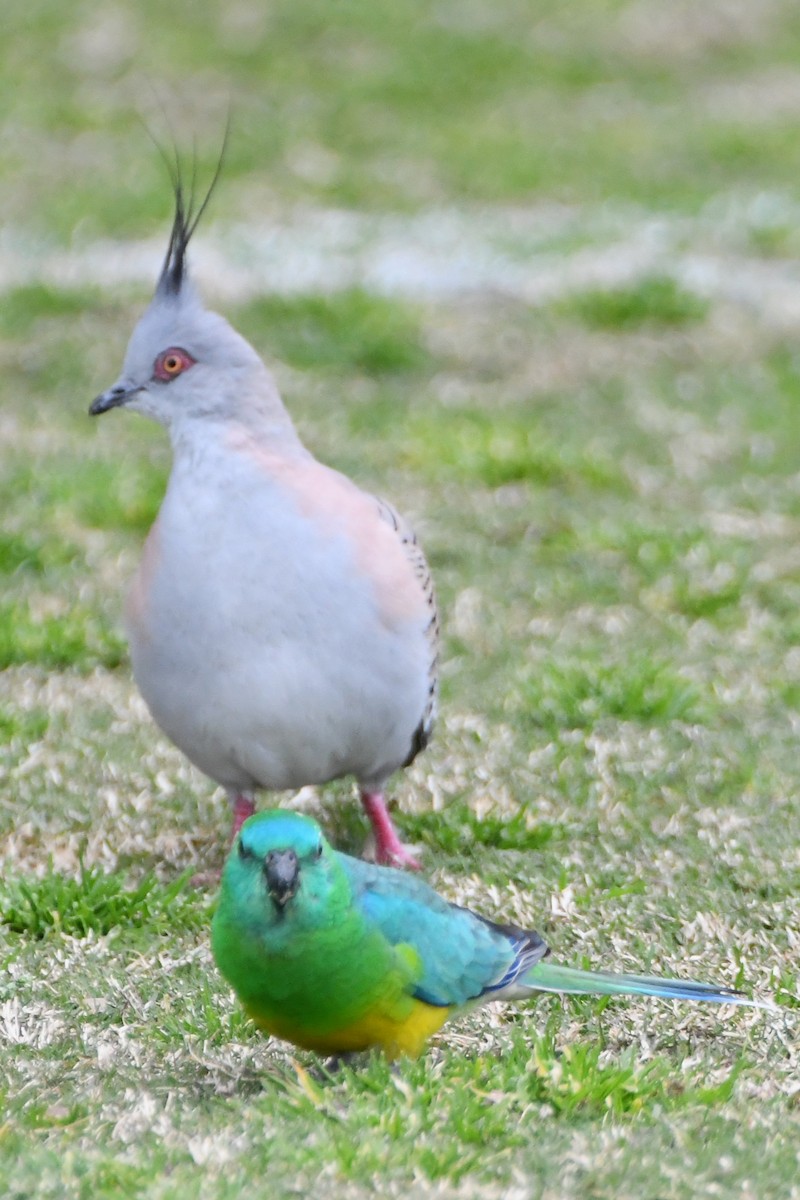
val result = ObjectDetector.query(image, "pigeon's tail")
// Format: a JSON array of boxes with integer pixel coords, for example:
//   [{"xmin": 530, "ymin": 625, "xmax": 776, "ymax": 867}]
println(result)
[{"xmin": 522, "ymin": 962, "xmax": 768, "ymax": 1008}]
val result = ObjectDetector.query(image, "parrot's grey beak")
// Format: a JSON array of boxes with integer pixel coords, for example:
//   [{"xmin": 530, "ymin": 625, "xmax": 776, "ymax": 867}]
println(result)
[
  {"xmin": 264, "ymin": 849, "xmax": 299, "ymax": 909},
  {"xmin": 89, "ymin": 382, "xmax": 142, "ymax": 416}
]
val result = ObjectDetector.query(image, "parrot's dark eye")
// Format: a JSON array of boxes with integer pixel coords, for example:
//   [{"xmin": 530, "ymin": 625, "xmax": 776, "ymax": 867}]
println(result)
[
  {"xmin": 314, "ymin": 843, "xmax": 323, "ymax": 860},
  {"xmin": 153, "ymin": 346, "xmax": 196, "ymax": 382},
  {"xmin": 238, "ymin": 838, "xmax": 254, "ymax": 860}
]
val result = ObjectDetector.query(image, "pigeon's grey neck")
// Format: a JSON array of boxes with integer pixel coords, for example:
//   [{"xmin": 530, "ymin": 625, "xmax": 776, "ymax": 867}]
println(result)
[{"xmin": 167, "ymin": 375, "xmax": 308, "ymax": 462}]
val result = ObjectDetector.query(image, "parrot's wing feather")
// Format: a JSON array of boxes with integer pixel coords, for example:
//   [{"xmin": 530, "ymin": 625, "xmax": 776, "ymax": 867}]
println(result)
[{"xmin": 340, "ymin": 855, "xmax": 549, "ymax": 1007}]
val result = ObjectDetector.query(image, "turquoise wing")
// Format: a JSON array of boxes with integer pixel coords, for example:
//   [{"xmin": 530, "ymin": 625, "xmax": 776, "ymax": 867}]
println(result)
[{"xmin": 339, "ymin": 854, "xmax": 549, "ymax": 1007}]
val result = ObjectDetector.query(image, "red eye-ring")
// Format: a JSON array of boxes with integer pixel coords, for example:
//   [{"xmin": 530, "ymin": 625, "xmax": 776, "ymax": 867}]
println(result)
[{"xmin": 153, "ymin": 347, "xmax": 196, "ymax": 382}]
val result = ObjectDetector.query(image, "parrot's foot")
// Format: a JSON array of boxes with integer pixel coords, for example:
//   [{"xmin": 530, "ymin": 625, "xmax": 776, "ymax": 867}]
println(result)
[
  {"xmin": 229, "ymin": 792, "xmax": 256, "ymax": 842},
  {"xmin": 320, "ymin": 1052, "xmax": 367, "ymax": 1075},
  {"xmin": 360, "ymin": 791, "xmax": 422, "ymax": 871}
]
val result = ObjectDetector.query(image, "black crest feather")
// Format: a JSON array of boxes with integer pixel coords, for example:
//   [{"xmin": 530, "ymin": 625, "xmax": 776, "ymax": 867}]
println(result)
[{"xmin": 152, "ymin": 119, "xmax": 230, "ymax": 298}]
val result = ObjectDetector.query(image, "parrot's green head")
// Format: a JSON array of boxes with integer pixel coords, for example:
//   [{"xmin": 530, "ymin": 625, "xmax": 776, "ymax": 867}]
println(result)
[{"xmin": 220, "ymin": 810, "xmax": 347, "ymax": 933}]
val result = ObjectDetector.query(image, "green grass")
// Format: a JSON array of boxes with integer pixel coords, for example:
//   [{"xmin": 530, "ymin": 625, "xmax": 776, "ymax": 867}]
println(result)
[
  {"xmin": 405, "ymin": 408, "xmax": 628, "ymax": 490},
  {"xmin": 69, "ymin": 461, "xmax": 168, "ymax": 536},
  {"xmin": 556, "ymin": 275, "xmax": 711, "ymax": 330},
  {"xmin": 0, "ymin": 285, "xmax": 103, "ymax": 338},
  {"xmin": 0, "ymin": 603, "xmax": 125, "ymax": 671},
  {"xmin": 1, "ymin": 1, "xmax": 799, "ymax": 1197},
  {"xmin": 0, "ymin": 458, "xmax": 168, "ymax": 540},
  {"xmin": 403, "ymin": 801, "xmax": 560, "ymax": 857},
  {"xmin": 516, "ymin": 655, "xmax": 704, "ymax": 731},
  {"xmin": 6, "ymin": 0, "xmax": 800, "ymax": 236},
  {"xmin": 0, "ymin": 533, "xmax": 56, "ymax": 576},
  {"xmin": 0, "ymin": 706, "xmax": 51, "ymax": 781},
  {"xmin": 0, "ymin": 861, "xmax": 203, "ymax": 939},
  {"xmin": 236, "ymin": 291, "xmax": 431, "ymax": 375}
]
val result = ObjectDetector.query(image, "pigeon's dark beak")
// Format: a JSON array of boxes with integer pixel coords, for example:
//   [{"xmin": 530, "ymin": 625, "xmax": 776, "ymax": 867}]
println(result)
[
  {"xmin": 89, "ymin": 382, "xmax": 141, "ymax": 416},
  {"xmin": 264, "ymin": 849, "xmax": 299, "ymax": 909}
]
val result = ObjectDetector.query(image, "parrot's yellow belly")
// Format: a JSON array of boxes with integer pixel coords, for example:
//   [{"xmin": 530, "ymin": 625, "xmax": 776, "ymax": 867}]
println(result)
[{"xmin": 248, "ymin": 998, "xmax": 452, "ymax": 1059}]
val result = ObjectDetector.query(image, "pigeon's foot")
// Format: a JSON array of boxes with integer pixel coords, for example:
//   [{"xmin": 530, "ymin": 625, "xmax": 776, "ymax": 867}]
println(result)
[
  {"xmin": 360, "ymin": 790, "xmax": 422, "ymax": 871},
  {"xmin": 188, "ymin": 794, "xmax": 256, "ymax": 888},
  {"xmin": 229, "ymin": 792, "xmax": 256, "ymax": 842}
]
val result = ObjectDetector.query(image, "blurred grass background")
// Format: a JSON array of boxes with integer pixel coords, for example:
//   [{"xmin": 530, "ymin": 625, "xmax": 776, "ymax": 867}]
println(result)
[{"xmin": 1, "ymin": 2, "xmax": 800, "ymax": 1197}]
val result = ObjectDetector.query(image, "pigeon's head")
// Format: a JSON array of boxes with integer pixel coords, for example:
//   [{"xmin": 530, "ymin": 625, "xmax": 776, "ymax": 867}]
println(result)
[{"xmin": 90, "ymin": 155, "xmax": 273, "ymax": 432}]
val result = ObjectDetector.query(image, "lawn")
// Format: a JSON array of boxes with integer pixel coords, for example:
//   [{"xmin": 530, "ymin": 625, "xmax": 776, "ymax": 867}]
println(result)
[{"xmin": 1, "ymin": 1, "xmax": 799, "ymax": 1197}]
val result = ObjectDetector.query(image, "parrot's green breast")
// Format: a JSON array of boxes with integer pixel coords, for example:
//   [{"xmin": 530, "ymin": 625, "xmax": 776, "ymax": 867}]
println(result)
[{"xmin": 212, "ymin": 877, "xmax": 452, "ymax": 1058}]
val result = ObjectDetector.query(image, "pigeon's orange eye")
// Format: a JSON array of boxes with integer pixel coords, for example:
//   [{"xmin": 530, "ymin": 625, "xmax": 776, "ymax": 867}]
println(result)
[{"xmin": 153, "ymin": 347, "xmax": 196, "ymax": 382}]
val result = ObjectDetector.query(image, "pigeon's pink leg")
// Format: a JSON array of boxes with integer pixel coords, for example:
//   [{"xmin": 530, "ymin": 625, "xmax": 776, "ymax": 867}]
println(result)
[
  {"xmin": 230, "ymin": 793, "xmax": 256, "ymax": 842},
  {"xmin": 361, "ymin": 791, "xmax": 421, "ymax": 870},
  {"xmin": 190, "ymin": 793, "xmax": 256, "ymax": 889}
]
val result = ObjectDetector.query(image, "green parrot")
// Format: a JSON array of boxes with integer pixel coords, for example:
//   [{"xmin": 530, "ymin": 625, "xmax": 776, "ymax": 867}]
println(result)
[{"xmin": 211, "ymin": 810, "xmax": 764, "ymax": 1059}]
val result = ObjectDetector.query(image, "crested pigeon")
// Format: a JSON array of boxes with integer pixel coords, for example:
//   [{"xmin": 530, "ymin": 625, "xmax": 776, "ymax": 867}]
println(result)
[{"xmin": 90, "ymin": 167, "xmax": 439, "ymax": 868}]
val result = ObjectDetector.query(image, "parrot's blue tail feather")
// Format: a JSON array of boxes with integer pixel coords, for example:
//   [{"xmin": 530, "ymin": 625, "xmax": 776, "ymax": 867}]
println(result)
[{"xmin": 524, "ymin": 963, "xmax": 770, "ymax": 1008}]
